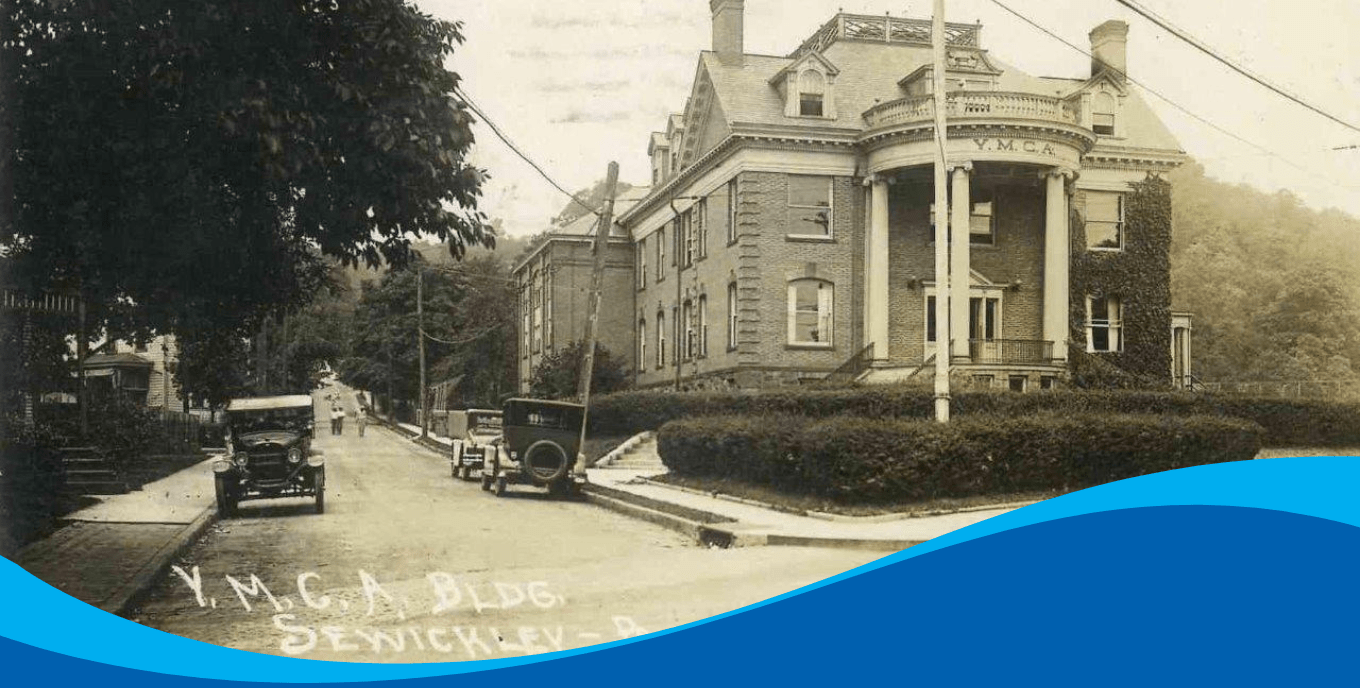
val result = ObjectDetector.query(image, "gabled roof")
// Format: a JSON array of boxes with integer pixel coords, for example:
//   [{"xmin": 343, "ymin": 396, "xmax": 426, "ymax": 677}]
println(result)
[
  {"xmin": 648, "ymin": 132, "xmax": 670, "ymax": 155},
  {"xmin": 84, "ymin": 352, "xmax": 152, "ymax": 368},
  {"xmin": 767, "ymin": 50, "xmax": 841, "ymax": 85}
]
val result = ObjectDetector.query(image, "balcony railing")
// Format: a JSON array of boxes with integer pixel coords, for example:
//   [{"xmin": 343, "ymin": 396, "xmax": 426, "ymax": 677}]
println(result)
[
  {"xmin": 792, "ymin": 13, "xmax": 981, "ymax": 59},
  {"xmin": 863, "ymin": 92, "xmax": 1081, "ymax": 130},
  {"xmin": 968, "ymin": 339, "xmax": 1054, "ymax": 365}
]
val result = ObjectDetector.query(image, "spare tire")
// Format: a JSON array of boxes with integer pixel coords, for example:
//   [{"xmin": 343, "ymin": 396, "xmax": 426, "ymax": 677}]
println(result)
[{"xmin": 522, "ymin": 440, "xmax": 570, "ymax": 484}]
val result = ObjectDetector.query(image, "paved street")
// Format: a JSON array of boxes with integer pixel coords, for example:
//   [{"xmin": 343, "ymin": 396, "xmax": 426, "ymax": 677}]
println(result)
[{"xmin": 129, "ymin": 386, "xmax": 883, "ymax": 662}]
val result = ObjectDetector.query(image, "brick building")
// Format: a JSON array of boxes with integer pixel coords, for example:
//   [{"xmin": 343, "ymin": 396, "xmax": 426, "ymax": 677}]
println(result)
[{"xmin": 520, "ymin": 2, "xmax": 1194, "ymax": 392}]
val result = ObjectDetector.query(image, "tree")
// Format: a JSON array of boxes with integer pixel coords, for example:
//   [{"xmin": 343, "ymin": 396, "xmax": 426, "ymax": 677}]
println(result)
[
  {"xmin": 529, "ymin": 341, "xmax": 630, "ymax": 401},
  {"xmin": 3, "ymin": 0, "xmax": 493, "ymax": 347}
]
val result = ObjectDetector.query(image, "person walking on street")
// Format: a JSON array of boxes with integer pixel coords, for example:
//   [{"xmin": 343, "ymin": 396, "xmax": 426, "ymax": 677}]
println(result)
[
  {"xmin": 357, "ymin": 410, "xmax": 367, "ymax": 437},
  {"xmin": 336, "ymin": 406, "xmax": 346, "ymax": 435}
]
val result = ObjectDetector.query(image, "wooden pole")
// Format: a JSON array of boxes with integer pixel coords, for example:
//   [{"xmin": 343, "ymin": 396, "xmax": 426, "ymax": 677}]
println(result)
[
  {"xmin": 418, "ymin": 267, "xmax": 427, "ymax": 438},
  {"xmin": 576, "ymin": 162, "xmax": 620, "ymax": 469},
  {"xmin": 931, "ymin": 0, "xmax": 952, "ymax": 423}
]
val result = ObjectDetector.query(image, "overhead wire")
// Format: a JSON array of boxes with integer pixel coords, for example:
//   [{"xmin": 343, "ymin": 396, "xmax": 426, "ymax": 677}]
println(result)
[
  {"xmin": 1111, "ymin": 0, "xmax": 1360, "ymax": 136},
  {"xmin": 984, "ymin": 0, "xmax": 1360, "ymax": 191}
]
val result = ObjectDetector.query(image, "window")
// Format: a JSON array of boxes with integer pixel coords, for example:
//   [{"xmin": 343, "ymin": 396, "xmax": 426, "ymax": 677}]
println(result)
[
  {"xmin": 637, "ymin": 239, "xmax": 648, "ymax": 287},
  {"xmin": 682, "ymin": 211, "xmax": 695, "ymax": 269},
  {"xmin": 1092, "ymin": 92, "xmax": 1116, "ymax": 135},
  {"xmin": 1008, "ymin": 375, "xmax": 1028, "ymax": 393},
  {"xmin": 544, "ymin": 269, "xmax": 554, "ymax": 351},
  {"xmin": 696, "ymin": 199, "xmax": 707, "ymax": 259},
  {"xmin": 1086, "ymin": 192, "xmax": 1124, "ymax": 250},
  {"xmin": 930, "ymin": 193, "xmax": 996, "ymax": 245},
  {"xmin": 788, "ymin": 175, "xmax": 832, "ymax": 237},
  {"xmin": 638, "ymin": 319, "xmax": 647, "ymax": 372},
  {"xmin": 655, "ymin": 227, "xmax": 666, "ymax": 280},
  {"xmin": 531, "ymin": 270, "xmax": 543, "ymax": 353},
  {"xmin": 969, "ymin": 297, "xmax": 1000, "ymax": 341},
  {"xmin": 972, "ymin": 375, "xmax": 995, "ymax": 388},
  {"xmin": 727, "ymin": 282, "xmax": 739, "ymax": 351},
  {"xmin": 1040, "ymin": 376, "xmax": 1057, "ymax": 390},
  {"xmin": 682, "ymin": 300, "xmax": 695, "ymax": 360},
  {"xmin": 1086, "ymin": 295, "xmax": 1123, "ymax": 352},
  {"xmin": 656, "ymin": 311, "xmax": 666, "ymax": 368},
  {"xmin": 788, "ymin": 279, "xmax": 833, "ymax": 346},
  {"xmin": 798, "ymin": 70, "xmax": 826, "ymax": 117},
  {"xmin": 521, "ymin": 285, "xmax": 531, "ymax": 357},
  {"xmin": 698, "ymin": 295, "xmax": 708, "ymax": 357},
  {"xmin": 970, "ymin": 189, "xmax": 995, "ymax": 245},
  {"xmin": 726, "ymin": 180, "xmax": 739, "ymax": 245},
  {"xmin": 927, "ymin": 295, "xmax": 937, "ymax": 343}
]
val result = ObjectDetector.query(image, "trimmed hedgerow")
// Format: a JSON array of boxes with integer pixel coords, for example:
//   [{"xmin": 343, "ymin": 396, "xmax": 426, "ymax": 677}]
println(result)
[
  {"xmin": 590, "ymin": 387, "xmax": 1360, "ymax": 447},
  {"xmin": 657, "ymin": 413, "xmax": 1263, "ymax": 504}
]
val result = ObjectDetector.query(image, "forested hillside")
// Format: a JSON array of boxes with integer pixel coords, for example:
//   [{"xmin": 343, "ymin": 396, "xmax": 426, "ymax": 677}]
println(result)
[{"xmin": 1169, "ymin": 163, "xmax": 1360, "ymax": 384}]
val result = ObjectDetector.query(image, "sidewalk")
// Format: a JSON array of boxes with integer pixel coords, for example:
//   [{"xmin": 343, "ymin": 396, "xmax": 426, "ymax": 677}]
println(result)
[
  {"xmin": 383, "ymin": 419, "xmax": 1015, "ymax": 552},
  {"xmin": 12, "ymin": 456, "xmax": 219, "ymax": 616}
]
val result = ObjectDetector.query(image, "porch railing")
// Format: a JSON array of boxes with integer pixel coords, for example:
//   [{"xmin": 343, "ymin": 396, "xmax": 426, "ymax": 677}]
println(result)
[
  {"xmin": 821, "ymin": 343, "xmax": 875, "ymax": 387},
  {"xmin": 863, "ymin": 92, "xmax": 1081, "ymax": 130},
  {"xmin": 968, "ymin": 339, "xmax": 1054, "ymax": 364}
]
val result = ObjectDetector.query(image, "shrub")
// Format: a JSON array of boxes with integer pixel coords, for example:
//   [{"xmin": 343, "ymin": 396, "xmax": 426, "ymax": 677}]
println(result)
[
  {"xmin": 594, "ymin": 387, "xmax": 1360, "ymax": 447},
  {"xmin": 657, "ymin": 413, "xmax": 1264, "ymax": 505}
]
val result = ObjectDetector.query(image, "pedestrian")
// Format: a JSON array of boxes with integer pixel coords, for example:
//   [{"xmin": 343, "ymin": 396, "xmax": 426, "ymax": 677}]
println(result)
[
  {"xmin": 330, "ymin": 406, "xmax": 342, "ymax": 435},
  {"xmin": 336, "ymin": 406, "xmax": 346, "ymax": 435},
  {"xmin": 357, "ymin": 410, "xmax": 367, "ymax": 437}
]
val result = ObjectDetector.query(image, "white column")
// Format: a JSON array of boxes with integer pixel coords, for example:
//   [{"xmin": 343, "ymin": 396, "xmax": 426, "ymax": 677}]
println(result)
[
  {"xmin": 868, "ymin": 176, "xmax": 890, "ymax": 360},
  {"xmin": 1043, "ymin": 168, "xmax": 1074, "ymax": 361},
  {"xmin": 949, "ymin": 163, "xmax": 972, "ymax": 362}
]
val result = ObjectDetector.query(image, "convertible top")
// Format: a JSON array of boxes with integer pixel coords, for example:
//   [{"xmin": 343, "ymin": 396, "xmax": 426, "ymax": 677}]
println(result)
[{"xmin": 226, "ymin": 395, "xmax": 315, "ymax": 412}]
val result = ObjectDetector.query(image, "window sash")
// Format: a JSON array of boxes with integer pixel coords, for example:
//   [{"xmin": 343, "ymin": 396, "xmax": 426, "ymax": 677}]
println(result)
[
  {"xmin": 788, "ymin": 281, "xmax": 833, "ymax": 345},
  {"xmin": 1086, "ymin": 193, "xmax": 1124, "ymax": 250},
  {"xmin": 727, "ymin": 180, "xmax": 739, "ymax": 244},
  {"xmin": 788, "ymin": 176, "xmax": 832, "ymax": 236}
]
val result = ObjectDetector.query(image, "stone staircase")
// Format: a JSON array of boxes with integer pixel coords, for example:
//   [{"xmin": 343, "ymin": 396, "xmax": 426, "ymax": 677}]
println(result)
[
  {"xmin": 595, "ymin": 432, "xmax": 666, "ymax": 474},
  {"xmin": 59, "ymin": 446, "xmax": 129, "ymax": 496}
]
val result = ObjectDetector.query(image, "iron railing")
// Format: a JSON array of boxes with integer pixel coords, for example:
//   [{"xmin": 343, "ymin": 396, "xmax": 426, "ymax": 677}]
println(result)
[
  {"xmin": 821, "ymin": 343, "xmax": 875, "ymax": 387},
  {"xmin": 968, "ymin": 339, "xmax": 1054, "ymax": 364}
]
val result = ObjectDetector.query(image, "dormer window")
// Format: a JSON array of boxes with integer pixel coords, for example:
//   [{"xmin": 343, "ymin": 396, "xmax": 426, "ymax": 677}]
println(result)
[
  {"xmin": 798, "ymin": 70, "xmax": 826, "ymax": 117},
  {"xmin": 1092, "ymin": 92, "xmax": 1117, "ymax": 136}
]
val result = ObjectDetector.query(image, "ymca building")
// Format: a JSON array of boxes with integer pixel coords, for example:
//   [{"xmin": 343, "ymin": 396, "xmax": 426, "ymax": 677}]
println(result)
[{"xmin": 515, "ymin": 2, "xmax": 1193, "ymax": 392}]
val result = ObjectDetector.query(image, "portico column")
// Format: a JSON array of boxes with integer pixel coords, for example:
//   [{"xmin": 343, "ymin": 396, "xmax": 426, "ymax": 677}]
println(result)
[
  {"xmin": 867, "ymin": 175, "xmax": 890, "ymax": 360},
  {"xmin": 1043, "ymin": 167, "xmax": 1075, "ymax": 361},
  {"xmin": 949, "ymin": 162, "xmax": 972, "ymax": 362}
]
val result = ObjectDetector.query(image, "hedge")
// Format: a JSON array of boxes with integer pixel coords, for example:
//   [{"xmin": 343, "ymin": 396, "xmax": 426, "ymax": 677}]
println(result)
[
  {"xmin": 657, "ymin": 413, "xmax": 1264, "ymax": 504},
  {"xmin": 591, "ymin": 388, "xmax": 1360, "ymax": 447}
]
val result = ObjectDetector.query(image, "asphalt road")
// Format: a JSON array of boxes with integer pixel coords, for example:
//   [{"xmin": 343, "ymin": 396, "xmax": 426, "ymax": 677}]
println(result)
[{"xmin": 130, "ymin": 385, "xmax": 884, "ymax": 663}]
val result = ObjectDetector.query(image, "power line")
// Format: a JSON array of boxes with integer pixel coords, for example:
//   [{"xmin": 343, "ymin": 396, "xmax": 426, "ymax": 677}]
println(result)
[
  {"xmin": 452, "ymin": 85, "xmax": 600, "ymax": 220},
  {"xmin": 1111, "ymin": 0, "xmax": 1360, "ymax": 136},
  {"xmin": 984, "ymin": 0, "xmax": 1360, "ymax": 191},
  {"xmin": 420, "ymin": 325, "xmax": 503, "ymax": 346}
]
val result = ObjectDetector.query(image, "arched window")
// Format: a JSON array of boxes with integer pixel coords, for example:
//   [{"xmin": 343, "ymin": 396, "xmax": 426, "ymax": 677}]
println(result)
[
  {"xmin": 727, "ymin": 282, "xmax": 739, "ymax": 351},
  {"xmin": 1092, "ymin": 92, "xmax": 1116, "ymax": 136},
  {"xmin": 681, "ymin": 300, "xmax": 695, "ymax": 360},
  {"xmin": 798, "ymin": 70, "xmax": 825, "ymax": 117},
  {"xmin": 656, "ymin": 310, "xmax": 667, "ymax": 369},
  {"xmin": 698, "ymin": 295, "xmax": 709, "ymax": 358},
  {"xmin": 787, "ymin": 279, "xmax": 834, "ymax": 346}
]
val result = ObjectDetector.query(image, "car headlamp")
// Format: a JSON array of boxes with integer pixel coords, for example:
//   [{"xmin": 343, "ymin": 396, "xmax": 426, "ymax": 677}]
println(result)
[
  {"xmin": 287, "ymin": 447, "xmax": 303, "ymax": 464},
  {"xmin": 234, "ymin": 452, "xmax": 249, "ymax": 468},
  {"xmin": 212, "ymin": 459, "xmax": 233, "ymax": 474}
]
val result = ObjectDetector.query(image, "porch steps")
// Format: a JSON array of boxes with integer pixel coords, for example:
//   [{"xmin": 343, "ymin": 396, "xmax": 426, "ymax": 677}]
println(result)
[{"xmin": 59, "ymin": 447, "xmax": 129, "ymax": 496}]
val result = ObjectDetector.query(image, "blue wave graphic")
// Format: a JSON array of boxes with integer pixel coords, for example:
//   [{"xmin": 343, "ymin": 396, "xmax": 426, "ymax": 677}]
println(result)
[{"xmin": 3, "ymin": 455, "xmax": 1359, "ymax": 684}]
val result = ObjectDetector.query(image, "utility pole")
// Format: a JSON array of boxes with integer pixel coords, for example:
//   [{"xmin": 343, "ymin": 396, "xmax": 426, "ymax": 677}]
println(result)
[
  {"xmin": 78, "ymin": 296, "xmax": 88, "ymax": 436},
  {"xmin": 576, "ymin": 161, "xmax": 620, "ymax": 468},
  {"xmin": 386, "ymin": 334, "xmax": 395, "ymax": 425},
  {"xmin": 931, "ymin": 0, "xmax": 952, "ymax": 422},
  {"xmin": 418, "ymin": 267, "xmax": 428, "ymax": 439}
]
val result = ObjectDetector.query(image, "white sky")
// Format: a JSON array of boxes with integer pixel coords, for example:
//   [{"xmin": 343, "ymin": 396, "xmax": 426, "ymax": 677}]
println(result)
[{"xmin": 423, "ymin": 0, "xmax": 1360, "ymax": 236}]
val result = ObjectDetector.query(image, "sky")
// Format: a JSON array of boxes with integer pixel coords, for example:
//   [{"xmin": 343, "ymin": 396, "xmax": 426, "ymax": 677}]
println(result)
[{"xmin": 421, "ymin": 0, "xmax": 1360, "ymax": 237}]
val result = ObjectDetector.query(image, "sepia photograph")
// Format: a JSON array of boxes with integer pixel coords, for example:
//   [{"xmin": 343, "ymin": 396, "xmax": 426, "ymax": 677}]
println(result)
[{"xmin": 2, "ymin": 0, "xmax": 1358, "ymax": 674}]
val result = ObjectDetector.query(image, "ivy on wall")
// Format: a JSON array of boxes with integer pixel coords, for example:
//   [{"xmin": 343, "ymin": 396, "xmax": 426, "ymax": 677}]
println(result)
[{"xmin": 1068, "ymin": 174, "xmax": 1174, "ymax": 388}]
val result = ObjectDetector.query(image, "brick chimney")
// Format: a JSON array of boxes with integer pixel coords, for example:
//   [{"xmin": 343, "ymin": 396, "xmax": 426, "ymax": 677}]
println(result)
[
  {"xmin": 1090, "ymin": 20, "xmax": 1129, "ymax": 80},
  {"xmin": 711, "ymin": 0, "xmax": 744, "ymax": 66}
]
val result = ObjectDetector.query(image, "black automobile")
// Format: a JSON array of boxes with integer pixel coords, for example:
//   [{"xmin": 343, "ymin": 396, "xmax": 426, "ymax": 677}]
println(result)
[
  {"xmin": 481, "ymin": 398, "xmax": 586, "ymax": 498},
  {"xmin": 214, "ymin": 395, "xmax": 325, "ymax": 517}
]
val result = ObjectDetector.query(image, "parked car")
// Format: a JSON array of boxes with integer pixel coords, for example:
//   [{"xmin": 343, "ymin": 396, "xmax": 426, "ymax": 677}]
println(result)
[
  {"xmin": 214, "ymin": 395, "xmax": 325, "ymax": 517},
  {"xmin": 449, "ymin": 409, "xmax": 502, "ymax": 480},
  {"xmin": 482, "ymin": 398, "xmax": 586, "ymax": 498}
]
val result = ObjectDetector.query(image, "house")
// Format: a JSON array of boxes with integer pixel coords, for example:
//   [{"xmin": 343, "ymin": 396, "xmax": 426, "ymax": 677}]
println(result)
[
  {"xmin": 83, "ymin": 335, "xmax": 198, "ymax": 411},
  {"xmin": 520, "ymin": 2, "xmax": 1193, "ymax": 392},
  {"xmin": 514, "ymin": 187, "xmax": 651, "ymax": 392}
]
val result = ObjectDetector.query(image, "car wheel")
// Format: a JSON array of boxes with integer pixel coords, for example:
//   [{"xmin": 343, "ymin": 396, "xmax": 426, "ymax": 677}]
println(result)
[
  {"xmin": 523, "ymin": 440, "xmax": 570, "ymax": 484},
  {"xmin": 214, "ymin": 475, "xmax": 235, "ymax": 519},
  {"xmin": 494, "ymin": 476, "xmax": 507, "ymax": 497}
]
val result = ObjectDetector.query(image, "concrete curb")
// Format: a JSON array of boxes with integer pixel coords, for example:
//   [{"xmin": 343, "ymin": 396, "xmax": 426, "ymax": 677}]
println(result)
[{"xmin": 103, "ymin": 504, "xmax": 218, "ymax": 618}]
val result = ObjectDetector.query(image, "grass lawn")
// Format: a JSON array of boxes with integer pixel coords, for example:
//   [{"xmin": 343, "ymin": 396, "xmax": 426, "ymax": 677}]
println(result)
[{"xmin": 652, "ymin": 473, "xmax": 1066, "ymax": 518}]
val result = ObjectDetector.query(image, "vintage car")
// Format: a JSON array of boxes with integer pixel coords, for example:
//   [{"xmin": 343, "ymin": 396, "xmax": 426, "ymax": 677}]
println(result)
[
  {"xmin": 214, "ymin": 395, "xmax": 325, "ymax": 517},
  {"xmin": 449, "ymin": 408, "xmax": 503, "ymax": 480},
  {"xmin": 481, "ymin": 398, "xmax": 586, "ymax": 498}
]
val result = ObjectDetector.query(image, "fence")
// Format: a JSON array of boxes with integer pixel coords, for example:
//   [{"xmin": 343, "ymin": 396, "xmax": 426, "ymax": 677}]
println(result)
[
  {"xmin": 1199, "ymin": 380, "xmax": 1360, "ymax": 401},
  {"xmin": 155, "ymin": 408, "xmax": 202, "ymax": 452}
]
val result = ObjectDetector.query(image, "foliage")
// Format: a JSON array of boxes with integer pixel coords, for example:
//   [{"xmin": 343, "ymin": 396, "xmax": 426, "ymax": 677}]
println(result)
[
  {"xmin": 174, "ymin": 331, "xmax": 252, "ymax": 411},
  {"xmin": 1069, "ymin": 174, "xmax": 1173, "ymax": 386},
  {"xmin": 1169, "ymin": 163, "xmax": 1360, "ymax": 384},
  {"xmin": 590, "ymin": 387, "xmax": 1360, "ymax": 447},
  {"xmin": 3, "ymin": 0, "xmax": 492, "ymax": 346},
  {"xmin": 658, "ymin": 413, "xmax": 1262, "ymax": 504},
  {"xmin": 529, "ymin": 340, "xmax": 630, "ymax": 401}
]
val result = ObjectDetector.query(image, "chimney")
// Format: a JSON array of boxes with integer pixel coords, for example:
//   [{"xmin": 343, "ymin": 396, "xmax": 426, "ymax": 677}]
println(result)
[
  {"xmin": 711, "ymin": 0, "xmax": 745, "ymax": 66},
  {"xmin": 1089, "ymin": 20, "xmax": 1129, "ymax": 80}
]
